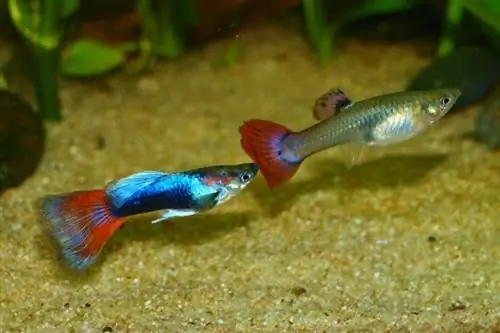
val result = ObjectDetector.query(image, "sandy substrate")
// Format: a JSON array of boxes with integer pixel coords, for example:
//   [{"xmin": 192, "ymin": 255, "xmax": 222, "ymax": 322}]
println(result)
[{"xmin": 2, "ymin": 19, "xmax": 500, "ymax": 332}]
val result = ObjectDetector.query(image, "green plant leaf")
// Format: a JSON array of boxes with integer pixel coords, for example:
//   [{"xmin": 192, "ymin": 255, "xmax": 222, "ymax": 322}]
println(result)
[
  {"xmin": 7, "ymin": 0, "xmax": 38, "ymax": 43},
  {"xmin": 463, "ymin": 0, "xmax": 500, "ymax": 33},
  {"xmin": 337, "ymin": 0, "xmax": 424, "ymax": 27},
  {"xmin": 61, "ymin": 40, "xmax": 125, "ymax": 77},
  {"xmin": 61, "ymin": 0, "xmax": 79, "ymax": 18},
  {"xmin": 481, "ymin": 0, "xmax": 500, "ymax": 13}
]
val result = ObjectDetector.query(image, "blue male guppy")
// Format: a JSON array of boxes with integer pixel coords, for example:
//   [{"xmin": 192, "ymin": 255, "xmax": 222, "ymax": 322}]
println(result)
[{"xmin": 39, "ymin": 163, "xmax": 259, "ymax": 271}]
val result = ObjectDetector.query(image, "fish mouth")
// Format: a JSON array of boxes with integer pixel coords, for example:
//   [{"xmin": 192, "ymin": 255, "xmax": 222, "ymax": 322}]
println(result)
[{"xmin": 450, "ymin": 88, "xmax": 462, "ymax": 101}]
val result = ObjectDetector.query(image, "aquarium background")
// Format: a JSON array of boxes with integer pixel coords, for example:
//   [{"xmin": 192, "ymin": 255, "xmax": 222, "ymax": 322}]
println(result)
[{"xmin": 1, "ymin": 0, "xmax": 500, "ymax": 332}]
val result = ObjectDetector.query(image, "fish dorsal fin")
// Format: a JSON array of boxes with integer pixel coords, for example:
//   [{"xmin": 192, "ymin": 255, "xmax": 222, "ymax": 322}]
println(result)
[
  {"xmin": 104, "ymin": 171, "xmax": 168, "ymax": 208},
  {"xmin": 313, "ymin": 88, "xmax": 354, "ymax": 121}
]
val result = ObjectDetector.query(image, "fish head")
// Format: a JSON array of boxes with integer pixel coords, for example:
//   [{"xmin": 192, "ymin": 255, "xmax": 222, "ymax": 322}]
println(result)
[
  {"xmin": 201, "ymin": 163, "xmax": 259, "ymax": 204},
  {"xmin": 418, "ymin": 88, "xmax": 462, "ymax": 124}
]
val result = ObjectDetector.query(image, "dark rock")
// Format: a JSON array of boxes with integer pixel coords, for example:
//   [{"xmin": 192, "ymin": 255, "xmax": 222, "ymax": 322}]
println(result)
[
  {"xmin": 407, "ymin": 46, "xmax": 500, "ymax": 110},
  {"xmin": 473, "ymin": 88, "xmax": 500, "ymax": 150},
  {"xmin": 0, "ymin": 90, "xmax": 45, "ymax": 193}
]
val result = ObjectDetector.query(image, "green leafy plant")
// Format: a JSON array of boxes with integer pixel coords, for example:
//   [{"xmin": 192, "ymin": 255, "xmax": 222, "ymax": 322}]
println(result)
[
  {"xmin": 130, "ymin": 0, "xmax": 198, "ymax": 73},
  {"xmin": 437, "ymin": 0, "xmax": 500, "ymax": 57},
  {"xmin": 303, "ymin": 0, "xmax": 425, "ymax": 64},
  {"xmin": 462, "ymin": 0, "xmax": 500, "ymax": 34},
  {"xmin": 8, "ymin": 0, "xmax": 79, "ymax": 121},
  {"xmin": 58, "ymin": 0, "xmax": 199, "ymax": 76},
  {"xmin": 437, "ymin": 0, "xmax": 463, "ymax": 57},
  {"xmin": 61, "ymin": 40, "xmax": 127, "ymax": 77},
  {"xmin": 303, "ymin": 0, "xmax": 332, "ymax": 65}
]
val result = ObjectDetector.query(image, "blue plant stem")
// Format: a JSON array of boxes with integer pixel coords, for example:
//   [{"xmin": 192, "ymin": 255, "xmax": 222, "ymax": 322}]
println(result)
[
  {"xmin": 437, "ymin": 0, "xmax": 463, "ymax": 58},
  {"xmin": 31, "ymin": 0, "xmax": 63, "ymax": 121}
]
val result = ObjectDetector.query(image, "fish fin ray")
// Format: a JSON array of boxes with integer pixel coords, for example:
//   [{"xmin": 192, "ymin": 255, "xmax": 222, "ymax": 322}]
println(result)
[
  {"xmin": 39, "ymin": 189, "xmax": 126, "ymax": 271},
  {"xmin": 105, "ymin": 171, "xmax": 169, "ymax": 209},
  {"xmin": 151, "ymin": 209, "xmax": 198, "ymax": 223},
  {"xmin": 337, "ymin": 143, "xmax": 370, "ymax": 169},
  {"xmin": 239, "ymin": 119, "xmax": 301, "ymax": 189},
  {"xmin": 313, "ymin": 88, "xmax": 354, "ymax": 120},
  {"xmin": 151, "ymin": 190, "xmax": 220, "ymax": 223}
]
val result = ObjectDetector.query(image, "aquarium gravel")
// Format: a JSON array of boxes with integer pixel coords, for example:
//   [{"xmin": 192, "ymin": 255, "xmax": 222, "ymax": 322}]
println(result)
[{"xmin": 1, "ymin": 21, "xmax": 500, "ymax": 332}]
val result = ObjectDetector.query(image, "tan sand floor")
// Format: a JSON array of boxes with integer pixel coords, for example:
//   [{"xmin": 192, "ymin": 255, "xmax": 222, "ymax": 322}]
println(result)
[{"xmin": 1, "ymin": 19, "xmax": 500, "ymax": 332}]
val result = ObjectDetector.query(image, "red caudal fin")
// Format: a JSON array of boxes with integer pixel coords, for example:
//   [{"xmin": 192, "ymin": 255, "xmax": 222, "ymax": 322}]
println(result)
[
  {"xmin": 38, "ymin": 189, "xmax": 126, "ymax": 271},
  {"xmin": 239, "ymin": 119, "xmax": 302, "ymax": 189}
]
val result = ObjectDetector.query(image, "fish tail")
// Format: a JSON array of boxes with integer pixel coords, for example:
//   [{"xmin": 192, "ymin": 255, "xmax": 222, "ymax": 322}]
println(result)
[
  {"xmin": 38, "ymin": 189, "xmax": 126, "ymax": 271},
  {"xmin": 239, "ymin": 119, "xmax": 302, "ymax": 189}
]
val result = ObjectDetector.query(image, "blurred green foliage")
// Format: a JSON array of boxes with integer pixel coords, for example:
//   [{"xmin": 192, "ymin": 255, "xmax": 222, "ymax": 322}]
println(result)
[
  {"xmin": 2, "ymin": 0, "xmax": 500, "ymax": 121},
  {"xmin": 129, "ymin": 0, "xmax": 198, "ymax": 73},
  {"xmin": 61, "ymin": 39, "xmax": 125, "ymax": 76},
  {"xmin": 59, "ymin": 0, "xmax": 199, "ymax": 76},
  {"xmin": 8, "ymin": 0, "xmax": 75, "ymax": 121},
  {"xmin": 438, "ymin": 0, "xmax": 500, "ymax": 57},
  {"xmin": 304, "ymin": 0, "xmax": 426, "ymax": 64}
]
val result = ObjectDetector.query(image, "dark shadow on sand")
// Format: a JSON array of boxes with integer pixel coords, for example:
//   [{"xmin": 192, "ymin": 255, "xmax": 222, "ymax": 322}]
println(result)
[
  {"xmin": 35, "ymin": 210, "xmax": 255, "ymax": 281},
  {"xmin": 248, "ymin": 153, "xmax": 449, "ymax": 218},
  {"xmin": 112, "ymin": 210, "xmax": 254, "ymax": 247}
]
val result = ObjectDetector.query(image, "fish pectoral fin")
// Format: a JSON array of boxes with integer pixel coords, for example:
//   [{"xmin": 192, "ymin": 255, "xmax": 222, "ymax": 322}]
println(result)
[
  {"xmin": 194, "ymin": 191, "xmax": 223, "ymax": 210},
  {"xmin": 337, "ymin": 143, "xmax": 370, "ymax": 170},
  {"xmin": 150, "ymin": 191, "xmax": 223, "ymax": 224},
  {"xmin": 151, "ymin": 209, "xmax": 199, "ymax": 223}
]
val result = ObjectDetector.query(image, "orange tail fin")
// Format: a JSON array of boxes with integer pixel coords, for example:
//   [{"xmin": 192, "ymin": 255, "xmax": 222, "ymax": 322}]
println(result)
[
  {"xmin": 239, "ymin": 119, "xmax": 302, "ymax": 189},
  {"xmin": 39, "ymin": 189, "xmax": 126, "ymax": 271}
]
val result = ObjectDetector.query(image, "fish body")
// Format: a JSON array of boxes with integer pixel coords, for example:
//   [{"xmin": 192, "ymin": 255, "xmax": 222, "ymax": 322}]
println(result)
[
  {"xmin": 39, "ymin": 163, "xmax": 259, "ymax": 271},
  {"xmin": 240, "ymin": 88, "xmax": 461, "ymax": 189}
]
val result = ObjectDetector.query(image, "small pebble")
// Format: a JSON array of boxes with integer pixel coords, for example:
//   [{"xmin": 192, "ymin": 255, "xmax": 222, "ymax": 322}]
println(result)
[
  {"xmin": 137, "ymin": 78, "xmax": 159, "ymax": 94},
  {"xmin": 448, "ymin": 301, "xmax": 467, "ymax": 311},
  {"xmin": 10, "ymin": 223, "xmax": 21, "ymax": 231},
  {"xmin": 291, "ymin": 286, "xmax": 307, "ymax": 297},
  {"xmin": 102, "ymin": 326, "xmax": 113, "ymax": 333},
  {"xmin": 95, "ymin": 135, "xmax": 106, "ymax": 150},
  {"xmin": 427, "ymin": 235, "xmax": 437, "ymax": 242}
]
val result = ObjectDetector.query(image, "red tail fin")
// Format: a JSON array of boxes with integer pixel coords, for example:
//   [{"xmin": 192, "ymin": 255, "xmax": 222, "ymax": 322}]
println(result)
[
  {"xmin": 239, "ymin": 119, "xmax": 302, "ymax": 189},
  {"xmin": 38, "ymin": 189, "xmax": 126, "ymax": 271}
]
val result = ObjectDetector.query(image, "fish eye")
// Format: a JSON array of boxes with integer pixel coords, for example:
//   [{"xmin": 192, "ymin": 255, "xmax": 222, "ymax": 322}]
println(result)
[
  {"xmin": 439, "ymin": 96, "xmax": 451, "ymax": 107},
  {"xmin": 239, "ymin": 172, "xmax": 251, "ymax": 183}
]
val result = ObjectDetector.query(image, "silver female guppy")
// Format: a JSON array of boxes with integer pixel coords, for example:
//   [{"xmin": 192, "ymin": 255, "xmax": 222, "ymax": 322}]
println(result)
[{"xmin": 239, "ymin": 88, "xmax": 461, "ymax": 189}]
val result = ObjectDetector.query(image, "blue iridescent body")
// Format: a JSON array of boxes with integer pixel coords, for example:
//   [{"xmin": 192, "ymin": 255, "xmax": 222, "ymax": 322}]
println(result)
[
  {"xmin": 104, "ymin": 163, "xmax": 259, "ymax": 223},
  {"xmin": 105, "ymin": 171, "xmax": 219, "ymax": 217}
]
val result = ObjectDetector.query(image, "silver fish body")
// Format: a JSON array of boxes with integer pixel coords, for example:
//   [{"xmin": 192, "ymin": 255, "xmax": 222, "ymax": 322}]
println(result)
[{"xmin": 283, "ymin": 88, "xmax": 461, "ymax": 159}]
